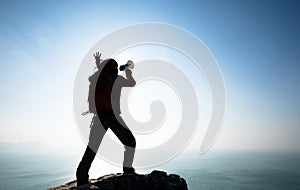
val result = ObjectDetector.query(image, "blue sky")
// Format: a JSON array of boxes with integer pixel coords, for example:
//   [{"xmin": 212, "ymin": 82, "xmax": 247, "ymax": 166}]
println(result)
[{"xmin": 0, "ymin": 0, "xmax": 299, "ymax": 151}]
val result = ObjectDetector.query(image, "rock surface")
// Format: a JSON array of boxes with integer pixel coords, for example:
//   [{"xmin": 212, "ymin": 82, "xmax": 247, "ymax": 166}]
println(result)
[{"xmin": 48, "ymin": 170, "xmax": 188, "ymax": 190}]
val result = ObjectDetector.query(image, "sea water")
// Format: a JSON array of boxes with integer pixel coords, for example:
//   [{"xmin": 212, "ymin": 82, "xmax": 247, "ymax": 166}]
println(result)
[
  {"xmin": 159, "ymin": 150, "xmax": 300, "ymax": 190},
  {"xmin": 0, "ymin": 149, "xmax": 299, "ymax": 190}
]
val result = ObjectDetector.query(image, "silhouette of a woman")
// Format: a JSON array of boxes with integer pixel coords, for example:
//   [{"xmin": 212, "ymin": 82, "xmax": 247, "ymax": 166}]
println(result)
[{"xmin": 76, "ymin": 52, "xmax": 136, "ymax": 187}]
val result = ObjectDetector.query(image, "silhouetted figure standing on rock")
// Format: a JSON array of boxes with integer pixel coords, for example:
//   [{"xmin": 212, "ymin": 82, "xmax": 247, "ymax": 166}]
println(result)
[{"xmin": 76, "ymin": 52, "xmax": 136, "ymax": 187}]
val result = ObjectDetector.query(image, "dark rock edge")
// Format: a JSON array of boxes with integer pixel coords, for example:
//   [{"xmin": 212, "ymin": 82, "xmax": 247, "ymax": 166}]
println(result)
[{"xmin": 48, "ymin": 170, "xmax": 188, "ymax": 190}]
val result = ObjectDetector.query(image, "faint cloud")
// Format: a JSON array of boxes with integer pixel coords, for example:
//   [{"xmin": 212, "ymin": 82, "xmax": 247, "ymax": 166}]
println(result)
[{"xmin": 30, "ymin": 21, "xmax": 51, "ymax": 44}]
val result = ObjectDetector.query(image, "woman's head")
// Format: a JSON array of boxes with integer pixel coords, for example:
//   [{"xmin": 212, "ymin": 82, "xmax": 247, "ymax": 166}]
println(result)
[{"xmin": 98, "ymin": 59, "xmax": 118, "ymax": 77}]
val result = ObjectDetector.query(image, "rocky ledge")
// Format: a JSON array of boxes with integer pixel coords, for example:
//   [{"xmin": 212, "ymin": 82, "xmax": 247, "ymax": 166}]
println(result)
[{"xmin": 48, "ymin": 170, "xmax": 188, "ymax": 190}]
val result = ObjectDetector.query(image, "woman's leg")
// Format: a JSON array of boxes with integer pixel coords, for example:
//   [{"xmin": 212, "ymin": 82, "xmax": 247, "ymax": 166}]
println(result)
[
  {"xmin": 76, "ymin": 116, "xmax": 107, "ymax": 186},
  {"xmin": 109, "ymin": 115, "xmax": 136, "ymax": 171}
]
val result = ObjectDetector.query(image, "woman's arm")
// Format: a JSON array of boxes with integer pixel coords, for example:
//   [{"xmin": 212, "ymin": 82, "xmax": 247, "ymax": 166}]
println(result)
[{"xmin": 122, "ymin": 69, "xmax": 136, "ymax": 87}]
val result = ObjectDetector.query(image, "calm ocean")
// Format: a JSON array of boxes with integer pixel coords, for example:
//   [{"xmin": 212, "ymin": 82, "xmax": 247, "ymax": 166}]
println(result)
[{"xmin": 0, "ymin": 148, "xmax": 299, "ymax": 190}]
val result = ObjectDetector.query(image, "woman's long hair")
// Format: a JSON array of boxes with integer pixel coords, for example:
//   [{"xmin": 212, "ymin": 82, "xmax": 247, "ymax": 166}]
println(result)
[{"xmin": 92, "ymin": 59, "xmax": 118, "ymax": 111}]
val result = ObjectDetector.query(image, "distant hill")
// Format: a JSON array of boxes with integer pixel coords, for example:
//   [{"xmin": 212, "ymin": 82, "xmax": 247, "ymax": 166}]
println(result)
[{"xmin": 0, "ymin": 141, "xmax": 52, "ymax": 154}]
